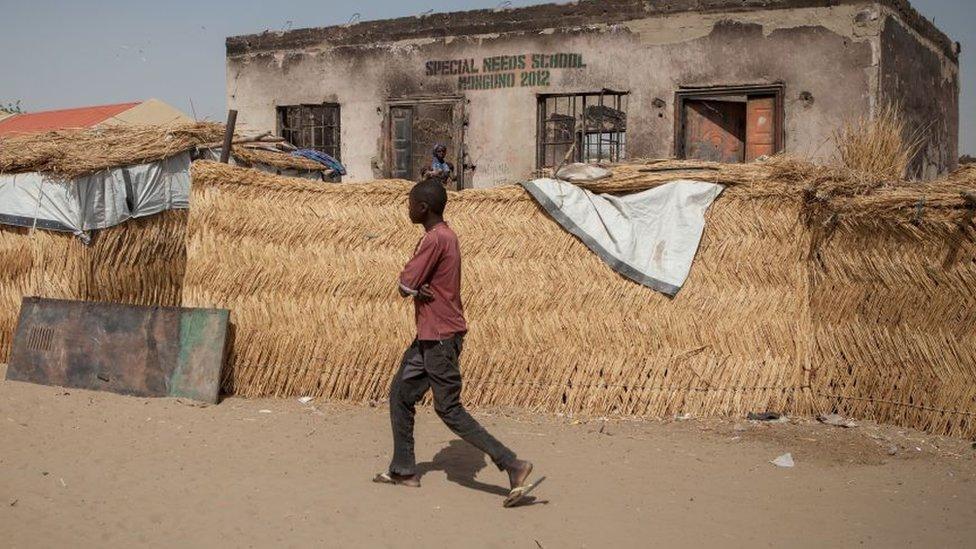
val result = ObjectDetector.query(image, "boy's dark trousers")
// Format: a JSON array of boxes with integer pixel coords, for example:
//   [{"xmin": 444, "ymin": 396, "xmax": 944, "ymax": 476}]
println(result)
[{"xmin": 388, "ymin": 335, "xmax": 517, "ymax": 476}]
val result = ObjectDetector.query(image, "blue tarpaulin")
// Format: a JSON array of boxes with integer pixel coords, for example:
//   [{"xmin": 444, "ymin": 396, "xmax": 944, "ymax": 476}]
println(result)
[{"xmin": 291, "ymin": 149, "xmax": 346, "ymax": 175}]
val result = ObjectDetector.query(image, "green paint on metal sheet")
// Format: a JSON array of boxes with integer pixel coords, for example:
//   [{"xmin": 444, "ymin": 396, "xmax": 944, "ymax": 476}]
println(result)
[{"xmin": 170, "ymin": 309, "xmax": 229, "ymax": 403}]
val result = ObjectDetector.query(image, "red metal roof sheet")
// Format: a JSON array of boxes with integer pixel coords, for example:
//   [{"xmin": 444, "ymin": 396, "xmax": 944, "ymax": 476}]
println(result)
[{"xmin": 0, "ymin": 102, "xmax": 141, "ymax": 136}]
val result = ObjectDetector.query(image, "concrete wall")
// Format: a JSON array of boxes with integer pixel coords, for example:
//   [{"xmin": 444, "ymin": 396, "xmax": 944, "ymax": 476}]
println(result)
[
  {"xmin": 225, "ymin": 1, "xmax": 953, "ymax": 185},
  {"xmin": 878, "ymin": 10, "xmax": 960, "ymax": 178}
]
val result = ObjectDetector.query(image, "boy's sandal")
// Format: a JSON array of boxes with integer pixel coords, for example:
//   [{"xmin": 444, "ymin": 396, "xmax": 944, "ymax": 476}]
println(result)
[
  {"xmin": 503, "ymin": 476, "xmax": 546, "ymax": 508},
  {"xmin": 373, "ymin": 472, "xmax": 421, "ymax": 488}
]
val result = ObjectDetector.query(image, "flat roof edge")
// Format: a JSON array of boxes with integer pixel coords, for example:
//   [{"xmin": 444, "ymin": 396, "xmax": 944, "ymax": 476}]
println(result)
[
  {"xmin": 880, "ymin": 0, "xmax": 958, "ymax": 60},
  {"xmin": 226, "ymin": 0, "xmax": 957, "ymax": 62}
]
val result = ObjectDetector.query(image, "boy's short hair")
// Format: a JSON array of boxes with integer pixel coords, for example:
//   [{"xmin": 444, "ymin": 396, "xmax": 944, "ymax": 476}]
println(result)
[{"xmin": 411, "ymin": 179, "xmax": 448, "ymax": 215}]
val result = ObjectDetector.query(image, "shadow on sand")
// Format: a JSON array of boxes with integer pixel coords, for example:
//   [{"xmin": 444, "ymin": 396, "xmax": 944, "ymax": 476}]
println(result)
[{"xmin": 416, "ymin": 440, "xmax": 546, "ymax": 507}]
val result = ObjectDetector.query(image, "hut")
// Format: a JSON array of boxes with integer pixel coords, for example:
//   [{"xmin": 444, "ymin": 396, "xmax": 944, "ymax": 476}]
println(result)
[{"xmin": 0, "ymin": 123, "xmax": 335, "ymax": 361}]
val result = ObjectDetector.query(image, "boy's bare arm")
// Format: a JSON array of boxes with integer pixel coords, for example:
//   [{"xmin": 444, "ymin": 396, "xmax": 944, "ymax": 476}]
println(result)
[
  {"xmin": 416, "ymin": 284, "xmax": 435, "ymax": 302},
  {"xmin": 398, "ymin": 282, "xmax": 435, "ymax": 302}
]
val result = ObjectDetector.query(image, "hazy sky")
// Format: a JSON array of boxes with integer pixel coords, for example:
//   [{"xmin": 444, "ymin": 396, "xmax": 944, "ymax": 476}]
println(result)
[{"xmin": 1, "ymin": 0, "xmax": 972, "ymax": 154}]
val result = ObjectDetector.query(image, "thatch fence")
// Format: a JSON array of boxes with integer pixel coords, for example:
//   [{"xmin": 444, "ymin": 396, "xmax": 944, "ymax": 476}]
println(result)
[
  {"xmin": 0, "ymin": 211, "xmax": 188, "ymax": 362},
  {"xmin": 184, "ymin": 160, "xmax": 976, "ymax": 438},
  {"xmin": 807, "ymin": 167, "xmax": 976, "ymax": 437}
]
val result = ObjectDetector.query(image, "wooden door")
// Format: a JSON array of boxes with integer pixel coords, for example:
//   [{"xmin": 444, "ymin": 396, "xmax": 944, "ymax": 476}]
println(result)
[
  {"xmin": 390, "ymin": 107, "xmax": 413, "ymax": 179},
  {"xmin": 682, "ymin": 100, "xmax": 746, "ymax": 163},
  {"xmin": 745, "ymin": 97, "xmax": 776, "ymax": 161}
]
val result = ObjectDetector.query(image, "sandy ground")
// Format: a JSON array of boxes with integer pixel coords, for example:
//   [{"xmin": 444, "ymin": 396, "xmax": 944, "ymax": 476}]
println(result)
[{"xmin": 2, "ymin": 366, "xmax": 975, "ymax": 548}]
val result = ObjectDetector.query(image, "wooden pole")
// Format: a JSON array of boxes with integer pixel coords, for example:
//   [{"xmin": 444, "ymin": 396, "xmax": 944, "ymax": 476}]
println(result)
[{"xmin": 219, "ymin": 110, "xmax": 238, "ymax": 164}]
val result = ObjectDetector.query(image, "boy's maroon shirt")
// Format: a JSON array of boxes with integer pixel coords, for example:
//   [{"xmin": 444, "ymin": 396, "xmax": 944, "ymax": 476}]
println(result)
[{"xmin": 398, "ymin": 222, "xmax": 467, "ymax": 341}]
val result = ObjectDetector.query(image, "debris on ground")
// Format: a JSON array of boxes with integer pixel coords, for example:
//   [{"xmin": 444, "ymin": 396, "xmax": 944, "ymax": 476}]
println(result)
[
  {"xmin": 297, "ymin": 397, "xmax": 314, "ymax": 404},
  {"xmin": 307, "ymin": 406, "xmax": 325, "ymax": 417},
  {"xmin": 175, "ymin": 398, "xmax": 210, "ymax": 408},
  {"xmin": 258, "ymin": 409, "xmax": 272, "ymax": 414},
  {"xmin": 674, "ymin": 413, "xmax": 693, "ymax": 421},
  {"xmin": 771, "ymin": 453, "xmax": 795, "ymax": 468},
  {"xmin": 748, "ymin": 412, "xmax": 789, "ymax": 423},
  {"xmin": 818, "ymin": 414, "xmax": 857, "ymax": 428}
]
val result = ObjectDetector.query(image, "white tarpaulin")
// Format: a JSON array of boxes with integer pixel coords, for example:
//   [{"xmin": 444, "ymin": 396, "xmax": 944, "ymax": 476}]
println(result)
[
  {"xmin": 522, "ymin": 178, "xmax": 724, "ymax": 296},
  {"xmin": 0, "ymin": 152, "xmax": 190, "ymax": 235}
]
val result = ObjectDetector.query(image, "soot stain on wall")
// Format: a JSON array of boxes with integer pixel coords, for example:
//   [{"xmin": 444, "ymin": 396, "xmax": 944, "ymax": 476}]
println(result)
[{"xmin": 880, "ymin": 17, "xmax": 959, "ymax": 176}]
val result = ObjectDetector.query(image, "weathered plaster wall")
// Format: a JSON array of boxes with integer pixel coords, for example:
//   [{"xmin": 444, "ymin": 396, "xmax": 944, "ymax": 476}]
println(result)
[
  {"xmin": 878, "ymin": 12, "xmax": 960, "ymax": 178},
  {"xmin": 226, "ymin": 0, "xmax": 957, "ymax": 60},
  {"xmin": 228, "ymin": 4, "xmax": 882, "ymax": 186}
]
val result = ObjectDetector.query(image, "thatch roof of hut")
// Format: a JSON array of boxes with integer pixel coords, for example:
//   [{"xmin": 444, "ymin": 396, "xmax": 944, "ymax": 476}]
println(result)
[
  {"xmin": 0, "ymin": 123, "xmax": 224, "ymax": 178},
  {"xmin": 0, "ymin": 122, "xmax": 330, "ymax": 179}
]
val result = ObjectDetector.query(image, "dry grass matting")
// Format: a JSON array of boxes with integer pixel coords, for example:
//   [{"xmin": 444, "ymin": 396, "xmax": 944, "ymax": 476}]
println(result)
[
  {"xmin": 185, "ymin": 159, "xmax": 976, "ymax": 437},
  {"xmin": 808, "ymin": 215, "xmax": 976, "ymax": 438},
  {"xmin": 611, "ymin": 160, "xmax": 976, "ymax": 436},
  {"xmin": 185, "ymin": 160, "xmax": 820, "ymax": 421},
  {"xmin": 0, "ymin": 121, "xmax": 328, "ymax": 178},
  {"xmin": 0, "ymin": 211, "xmax": 188, "ymax": 362},
  {"xmin": 231, "ymin": 146, "xmax": 327, "ymax": 172},
  {"xmin": 0, "ymin": 123, "xmax": 223, "ymax": 179}
]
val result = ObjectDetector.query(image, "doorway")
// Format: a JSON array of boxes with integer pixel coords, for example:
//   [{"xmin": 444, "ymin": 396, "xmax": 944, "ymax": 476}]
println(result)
[
  {"xmin": 675, "ymin": 85, "xmax": 784, "ymax": 163},
  {"xmin": 386, "ymin": 97, "xmax": 466, "ymax": 189}
]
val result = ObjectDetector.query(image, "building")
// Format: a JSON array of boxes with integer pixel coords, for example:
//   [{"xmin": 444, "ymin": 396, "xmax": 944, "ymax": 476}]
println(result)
[
  {"xmin": 226, "ymin": 0, "xmax": 960, "ymax": 186},
  {"xmin": 0, "ymin": 99, "xmax": 193, "ymax": 136}
]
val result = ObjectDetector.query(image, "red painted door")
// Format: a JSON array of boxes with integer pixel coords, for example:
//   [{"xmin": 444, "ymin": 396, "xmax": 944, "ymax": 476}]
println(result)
[
  {"xmin": 746, "ymin": 97, "xmax": 776, "ymax": 161},
  {"xmin": 683, "ymin": 100, "xmax": 746, "ymax": 163}
]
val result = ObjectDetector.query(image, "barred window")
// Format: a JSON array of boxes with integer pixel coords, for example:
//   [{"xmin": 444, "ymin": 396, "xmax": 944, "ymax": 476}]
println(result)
[
  {"xmin": 277, "ymin": 104, "xmax": 340, "ymax": 160},
  {"xmin": 537, "ymin": 92, "xmax": 627, "ymax": 168}
]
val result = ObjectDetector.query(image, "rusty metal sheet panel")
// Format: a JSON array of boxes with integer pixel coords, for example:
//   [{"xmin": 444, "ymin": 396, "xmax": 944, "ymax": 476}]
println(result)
[
  {"xmin": 5, "ymin": 298, "xmax": 228, "ymax": 403},
  {"xmin": 746, "ymin": 96, "xmax": 776, "ymax": 161},
  {"xmin": 683, "ymin": 99, "xmax": 745, "ymax": 163}
]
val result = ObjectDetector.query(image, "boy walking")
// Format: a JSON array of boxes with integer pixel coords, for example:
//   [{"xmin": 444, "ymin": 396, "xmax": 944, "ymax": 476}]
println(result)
[{"xmin": 374, "ymin": 179, "xmax": 536, "ymax": 507}]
